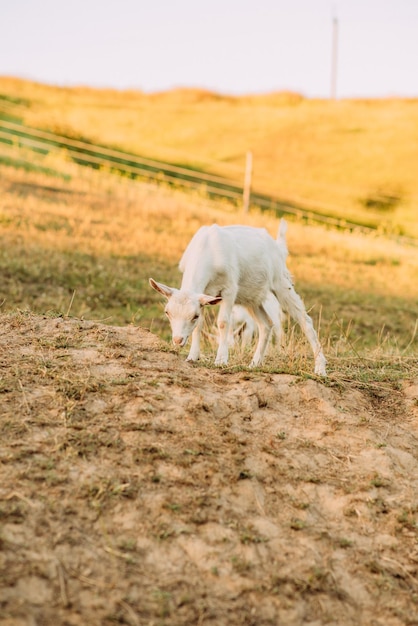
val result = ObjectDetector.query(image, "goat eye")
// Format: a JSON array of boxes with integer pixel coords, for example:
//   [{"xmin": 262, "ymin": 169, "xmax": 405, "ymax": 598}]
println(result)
[
  {"xmin": 165, "ymin": 311, "xmax": 171, "ymax": 318},
  {"xmin": 192, "ymin": 314, "xmax": 200, "ymax": 322}
]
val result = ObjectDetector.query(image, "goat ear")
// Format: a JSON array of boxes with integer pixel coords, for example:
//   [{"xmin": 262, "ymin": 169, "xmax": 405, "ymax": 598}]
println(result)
[
  {"xmin": 149, "ymin": 278, "xmax": 174, "ymax": 299},
  {"xmin": 199, "ymin": 294, "xmax": 222, "ymax": 307}
]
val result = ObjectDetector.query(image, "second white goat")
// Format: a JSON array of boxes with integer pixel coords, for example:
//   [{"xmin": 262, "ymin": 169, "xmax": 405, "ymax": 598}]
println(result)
[
  {"xmin": 228, "ymin": 294, "xmax": 283, "ymax": 349},
  {"xmin": 149, "ymin": 220, "xmax": 326, "ymax": 376}
]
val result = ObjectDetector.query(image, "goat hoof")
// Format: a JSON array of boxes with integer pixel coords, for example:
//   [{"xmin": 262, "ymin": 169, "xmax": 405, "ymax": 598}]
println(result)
[{"xmin": 314, "ymin": 357, "xmax": 327, "ymax": 377}]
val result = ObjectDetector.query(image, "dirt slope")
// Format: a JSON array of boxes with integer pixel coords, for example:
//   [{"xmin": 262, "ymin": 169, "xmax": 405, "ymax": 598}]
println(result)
[{"xmin": 1, "ymin": 313, "xmax": 417, "ymax": 626}]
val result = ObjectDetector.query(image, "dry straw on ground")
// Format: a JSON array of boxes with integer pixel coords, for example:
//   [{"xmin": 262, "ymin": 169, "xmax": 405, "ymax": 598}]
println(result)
[{"xmin": 1, "ymin": 311, "xmax": 418, "ymax": 626}]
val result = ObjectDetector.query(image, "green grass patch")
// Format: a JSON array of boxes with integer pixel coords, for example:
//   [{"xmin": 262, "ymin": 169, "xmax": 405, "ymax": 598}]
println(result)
[{"xmin": 0, "ymin": 154, "xmax": 71, "ymax": 180}]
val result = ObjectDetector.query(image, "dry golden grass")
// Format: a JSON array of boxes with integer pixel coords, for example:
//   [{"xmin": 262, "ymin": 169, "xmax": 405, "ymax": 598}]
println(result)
[
  {"xmin": 1, "ymin": 143, "xmax": 416, "ymax": 278},
  {"xmin": 1, "ymin": 76, "xmax": 418, "ymax": 237}
]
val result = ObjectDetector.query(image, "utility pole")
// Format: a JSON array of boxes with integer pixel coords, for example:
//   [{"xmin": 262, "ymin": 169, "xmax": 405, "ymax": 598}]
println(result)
[{"xmin": 331, "ymin": 15, "xmax": 339, "ymax": 100}]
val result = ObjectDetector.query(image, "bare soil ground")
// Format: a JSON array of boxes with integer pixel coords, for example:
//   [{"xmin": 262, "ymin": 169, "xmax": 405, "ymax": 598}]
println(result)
[{"xmin": 1, "ymin": 312, "xmax": 418, "ymax": 626}]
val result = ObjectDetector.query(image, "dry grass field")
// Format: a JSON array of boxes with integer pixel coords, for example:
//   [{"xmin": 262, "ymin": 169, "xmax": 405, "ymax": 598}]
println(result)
[
  {"xmin": 0, "ymin": 82, "xmax": 418, "ymax": 625},
  {"xmin": 1, "ymin": 77, "xmax": 418, "ymax": 238}
]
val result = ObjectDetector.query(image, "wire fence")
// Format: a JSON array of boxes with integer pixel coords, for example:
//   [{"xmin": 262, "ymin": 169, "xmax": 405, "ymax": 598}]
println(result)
[{"xmin": 0, "ymin": 118, "xmax": 417, "ymax": 246}]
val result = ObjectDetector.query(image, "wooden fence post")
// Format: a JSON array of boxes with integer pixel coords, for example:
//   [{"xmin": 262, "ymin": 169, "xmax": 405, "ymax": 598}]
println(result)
[{"xmin": 243, "ymin": 151, "xmax": 253, "ymax": 212}]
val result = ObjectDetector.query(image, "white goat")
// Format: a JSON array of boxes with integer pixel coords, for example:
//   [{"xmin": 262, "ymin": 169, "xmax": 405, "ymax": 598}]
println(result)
[{"xmin": 149, "ymin": 220, "xmax": 326, "ymax": 376}]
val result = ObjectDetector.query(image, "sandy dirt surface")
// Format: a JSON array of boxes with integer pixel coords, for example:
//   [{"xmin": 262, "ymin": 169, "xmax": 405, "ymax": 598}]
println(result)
[{"xmin": 1, "ymin": 312, "xmax": 417, "ymax": 626}]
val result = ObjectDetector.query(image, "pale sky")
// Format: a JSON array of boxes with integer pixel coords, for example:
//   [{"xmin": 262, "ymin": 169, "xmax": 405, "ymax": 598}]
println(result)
[{"xmin": 1, "ymin": 0, "xmax": 417, "ymax": 98}]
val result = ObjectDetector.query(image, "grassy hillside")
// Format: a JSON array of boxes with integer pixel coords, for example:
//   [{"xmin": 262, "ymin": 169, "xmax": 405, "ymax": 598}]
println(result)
[
  {"xmin": 1, "ymin": 80, "xmax": 417, "ymax": 626},
  {"xmin": 0, "ymin": 144, "xmax": 417, "ymax": 380},
  {"xmin": 1, "ymin": 77, "xmax": 417, "ymax": 238}
]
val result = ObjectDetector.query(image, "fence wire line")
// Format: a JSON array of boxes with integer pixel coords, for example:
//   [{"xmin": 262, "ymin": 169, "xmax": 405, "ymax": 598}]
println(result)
[
  {"xmin": 0, "ymin": 130, "xmax": 243, "ymax": 201},
  {"xmin": 0, "ymin": 120, "xmax": 242, "ymax": 187}
]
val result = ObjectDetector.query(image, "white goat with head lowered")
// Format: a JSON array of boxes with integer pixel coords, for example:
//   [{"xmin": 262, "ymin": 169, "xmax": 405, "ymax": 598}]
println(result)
[{"xmin": 149, "ymin": 220, "xmax": 326, "ymax": 376}]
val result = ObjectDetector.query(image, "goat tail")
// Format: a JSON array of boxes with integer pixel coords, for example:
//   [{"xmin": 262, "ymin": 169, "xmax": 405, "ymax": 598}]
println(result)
[
  {"xmin": 276, "ymin": 218, "xmax": 288, "ymax": 258},
  {"xmin": 277, "ymin": 218, "xmax": 288, "ymax": 241}
]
